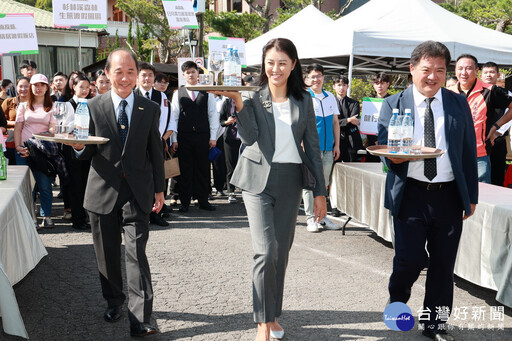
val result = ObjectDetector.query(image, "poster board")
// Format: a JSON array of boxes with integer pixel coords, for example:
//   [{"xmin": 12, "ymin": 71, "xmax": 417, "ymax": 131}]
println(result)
[
  {"xmin": 360, "ymin": 97, "xmax": 384, "ymax": 136},
  {"xmin": 162, "ymin": 0, "xmax": 199, "ymax": 29},
  {"xmin": 208, "ymin": 37, "xmax": 246, "ymax": 68},
  {"xmin": 52, "ymin": 0, "xmax": 107, "ymax": 28},
  {"xmin": 177, "ymin": 57, "xmax": 204, "ymax": 87},
  {"xmin": 0, "ymin": 13, "xmax": 38, "ymax": 56}
]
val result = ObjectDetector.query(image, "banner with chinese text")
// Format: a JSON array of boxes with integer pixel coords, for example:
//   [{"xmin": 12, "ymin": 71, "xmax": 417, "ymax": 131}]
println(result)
[
  {"xmin": 52, "ymin": 0, "xmax": 107, "ymax": 28},
  {"xmin": 0, "ymin": 13, "xmax": 38, "ymax": 56},
  {"xmin": 162, "ymin": 0, "xmax": 199, "ymax": 29}
]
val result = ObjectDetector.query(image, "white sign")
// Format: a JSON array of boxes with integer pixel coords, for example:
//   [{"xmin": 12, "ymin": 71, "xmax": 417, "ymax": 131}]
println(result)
[
  {"xmin": 52, "ymin": 0, "xmax": 107, "ymax": 28},
  {"xmin": 193, "ymin": 0, "xmax": 205, "ymax": 13},
  {"xmin": 162, "ymin": 0, "xmax": 199, "ymax": 29},
  {"xmin": 177, "ymin": 57, "xmax": 204, "ymax": 87},
  {"xmin": 208, "ymin": 37, "xmax": 247, "ymax": 68},
  {"xmin": 360, "ymin": 97, "xmax": 383, "ymax": 136},
  {"xmin": 0, "ymin": 14, "xmax": 38, "ymax": 56}
]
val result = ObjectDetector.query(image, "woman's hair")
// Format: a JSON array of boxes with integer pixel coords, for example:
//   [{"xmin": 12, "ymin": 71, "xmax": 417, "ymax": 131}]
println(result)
[
  {"xmin": 95, "ymin": 69, "xmax": 107, "ymax": 79},
  {"xmin": 71, "ymin": 74, "xmax": 91, "ymax": 88},
  {"xmin": 16, "ymin": 77, "xmax": 30, "ymax": 86},
  {"xmin": 27, "ymin": 82, "xmax": 53, "ymax": 112},
  {"xmin": 259, "ymin": 38, "xmax": 306, "ymax": 101},
  {"xmin": 64, "ymin": 70, "xmax": 85, "ymax": 98}
]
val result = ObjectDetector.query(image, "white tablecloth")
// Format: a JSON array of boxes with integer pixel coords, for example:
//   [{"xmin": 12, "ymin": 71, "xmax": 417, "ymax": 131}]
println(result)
[
  {"xmin": 332, "ymin": 162, "xmax": 512, "ymax": 308},
  {"xmin": 0, "ymin": 166, "xmax": 48, "ymax": 339}
]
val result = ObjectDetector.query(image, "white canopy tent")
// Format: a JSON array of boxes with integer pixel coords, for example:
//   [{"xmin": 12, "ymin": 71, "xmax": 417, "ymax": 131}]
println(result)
[
  {"xmin": 246, "ymin": 0, "xmax": 512, "ymax": 81},
  {"xmin": 244, "ymin": 5, "xmax": 334, "ymax": 67}
]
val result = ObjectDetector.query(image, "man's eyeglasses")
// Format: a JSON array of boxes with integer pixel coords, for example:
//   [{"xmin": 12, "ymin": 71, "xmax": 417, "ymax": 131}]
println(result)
[{"xmin": 308, "ymin": 76, "xmax": 324, "ymax": 80}]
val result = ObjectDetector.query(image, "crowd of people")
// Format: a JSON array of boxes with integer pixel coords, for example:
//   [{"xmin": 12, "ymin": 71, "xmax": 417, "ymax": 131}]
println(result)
[{"xmin": 1, "ymin": 39, "xmax": 512, "ymax": 340}]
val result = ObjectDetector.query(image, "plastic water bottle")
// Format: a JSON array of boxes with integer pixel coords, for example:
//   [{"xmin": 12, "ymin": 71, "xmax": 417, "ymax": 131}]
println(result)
[
  {"xmin": 223, "ymin": 45, "xmax": 234, "ymax": 86},
  {"xmin": 401, "ymin": 108, "xmax": 413, "ymax": 154},
  {"xmin": 387, "ymin": 109, "xmax": 401, "ymax": 153},
  {"xmin": 0, "ymin": 143, "xmax": 7, "ymax": 180},
  {"xmin": 232, "ymin": 47, "xmax": 242, "ymax": 86},
  {"xmin": 74, "ymin": 98, "xmax": 90, "ymax": 139}
]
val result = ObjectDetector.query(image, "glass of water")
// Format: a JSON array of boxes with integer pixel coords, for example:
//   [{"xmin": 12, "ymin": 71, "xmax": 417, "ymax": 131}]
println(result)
[
  {"xmin": 53, "ymin": 102, "xmax": 68, "ymax": 137},
  {"xmin": 208, "ymin": 52, "xmax": 224, "ymax": 85}
]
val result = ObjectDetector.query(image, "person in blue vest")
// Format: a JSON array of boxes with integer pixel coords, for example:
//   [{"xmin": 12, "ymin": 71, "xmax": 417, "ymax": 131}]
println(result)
[{"xmin": 303, "ymin": 64, "xmax": 341, "ymax": 232}]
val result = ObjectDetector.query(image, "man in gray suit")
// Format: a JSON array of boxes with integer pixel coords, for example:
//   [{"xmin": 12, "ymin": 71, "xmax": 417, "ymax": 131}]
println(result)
[{"xmin": 71, "ymin": 49, "xmax": 165, "ymax": 337}]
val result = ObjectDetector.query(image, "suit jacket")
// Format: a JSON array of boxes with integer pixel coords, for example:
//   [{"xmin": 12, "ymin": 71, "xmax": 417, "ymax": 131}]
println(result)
[
  {"xmin": 336, "ymin": 95, "xmax": 363, "ymax": 150},
  {"xmin": 78, "ymin": 91, "xmax": 165, "ymax": 215},
  {"xmin": 231, "ymin": 86, "xmax": 326, "ymax": 197},
  {"xmin": 377, "ymin": 86, "xmax": 478, "ymax": 217}
]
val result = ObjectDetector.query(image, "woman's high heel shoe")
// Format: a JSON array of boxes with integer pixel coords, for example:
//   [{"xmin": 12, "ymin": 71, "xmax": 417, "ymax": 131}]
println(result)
[{"xmin": 270, "ymin": 328, "xmax": 284, "ymax": 339}]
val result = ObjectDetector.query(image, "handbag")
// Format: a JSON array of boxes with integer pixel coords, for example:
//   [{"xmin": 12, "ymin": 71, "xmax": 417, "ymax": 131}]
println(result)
[
  {"xmin": 164, "ymin": 150, "xmax": 180, "ymax": 179},
  {"xmin": 301, "ymin": 163, "xmax": 316, "ymax": 190}
]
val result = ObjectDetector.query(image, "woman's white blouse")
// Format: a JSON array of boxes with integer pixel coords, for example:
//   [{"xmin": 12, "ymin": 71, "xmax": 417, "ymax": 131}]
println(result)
[{"xmin": 271, "ymin": 100, "xmax": 302, "ymax": 164}]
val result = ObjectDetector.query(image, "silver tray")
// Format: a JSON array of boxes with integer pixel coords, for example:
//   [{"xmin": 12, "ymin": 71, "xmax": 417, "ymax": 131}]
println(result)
[{"xmin": 366, "ymin": 145, "xmax": 445, "ymax": 159}]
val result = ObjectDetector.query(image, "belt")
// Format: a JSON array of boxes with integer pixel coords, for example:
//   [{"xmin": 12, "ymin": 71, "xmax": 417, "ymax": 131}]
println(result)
[{"xmin": 407, "ymin": 178, "xmax": 455, "ymax": 191}]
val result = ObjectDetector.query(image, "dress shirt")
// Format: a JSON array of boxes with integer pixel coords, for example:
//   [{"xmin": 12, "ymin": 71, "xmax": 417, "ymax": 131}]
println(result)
[
  {"xmin": 112, "ymin": 91, "xmax": 134, "ymax": 125},
  {"xmin": 138, "ymin": 86, "xmax": 172, "ymax": 137},
  {"xmin": 272, "ymin": 100, "xmax": 302, "ymax": 164},
  {"xmin": 170, "ymin": 87, "xmax": 220, "ymax": 141},
  {"xmin": 407, "ymin": 85, "xmax": 454, "ymax": 182}
]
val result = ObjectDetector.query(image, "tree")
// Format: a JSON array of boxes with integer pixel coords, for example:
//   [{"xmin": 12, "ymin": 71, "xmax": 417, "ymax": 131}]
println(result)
[
  {"xmin": 203, "ymin": 10, "xmax": 266, "ymax": 42},
  {"xmin": 115, "ymin": 0, "xmax": 184, "ymax": 63},
  {"xmin": 245, "ymin": 0, "xmax": 273, "ymax": 32},
  {"xmin": 35, "ymin": 0, "xmax": 52, "ymax": 11},
  {"xmin": 272, "ymin": 0, "xmax": 337, "ymax": 29},
  {"xmin": 440, "ymin": 0, "xmax": 512, "ymax": 34}
]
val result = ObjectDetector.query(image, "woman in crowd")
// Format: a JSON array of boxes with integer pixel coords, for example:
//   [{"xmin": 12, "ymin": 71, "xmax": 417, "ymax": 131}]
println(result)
[
  {"xmin": 212, "ymin": 38, "xmax": 327, "ymax": 341},
  {"xmin": 2, "ymin": 77, "xmax": 31, "ymax": 165},
  {"xmin": 61, "ymin": 74, "xmax": 92, "ymax": 230},
  {"xmin": 63, "ymin": 71, "xmax": 84, "ymax": 102},
  {"xmin": 94, "ymin": 70, "xmax": 111, "ymax": 95},
  {"xmin": 14, "ymin": 74, "xmax": 57, "ymax": 228}
]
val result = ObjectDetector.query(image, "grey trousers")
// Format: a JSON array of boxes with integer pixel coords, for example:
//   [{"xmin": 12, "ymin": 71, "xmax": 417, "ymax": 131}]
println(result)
[
  {"xmin": 89, "ymin": 179, "xmax": 153, "ymax": 326},
  {"xmin": 242, "ymin": 163, "xmax": 303, "ymax": 323}
]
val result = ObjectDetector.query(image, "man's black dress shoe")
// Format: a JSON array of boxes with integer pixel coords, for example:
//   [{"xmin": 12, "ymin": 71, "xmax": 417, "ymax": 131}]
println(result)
[
  {"xmin": 130, "ymin": 322, "xmax": 158, "ymax": 337},
  {"xmin": 198, "ymin": 203, "xmax": 216, "ymax": 211},
  {"xmin": 104, "ymin": 306, "xmax": 121, "ymax": 323},
  {"xmin": 150, "ymin": 212, "xmax": 169, "ymax": 227},
  {"xmin": 178, "ymin": 205, "xmax": 189, "ymax": 213},
  {"xmin": 331, "ymin": 208, "xmax": 346, "ymax": 217},
  {"xmin": 422, "ymin": 329, "xmax": 455, "ymax": 341}
]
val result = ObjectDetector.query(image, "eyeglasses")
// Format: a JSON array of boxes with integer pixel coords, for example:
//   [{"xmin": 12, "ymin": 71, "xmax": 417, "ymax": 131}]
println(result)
[
  {"xmin": 156, "ymin": 81, "xmax": 169, "ymax": 86},
  {"xmin": 308, "ymin": 75, "xmax": 324, "ymax": 80}
]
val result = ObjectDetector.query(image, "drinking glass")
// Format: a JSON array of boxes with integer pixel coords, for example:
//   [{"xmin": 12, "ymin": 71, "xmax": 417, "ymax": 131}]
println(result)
[
  {"xmin": 208, "ymin": 52, "xmax": 224, "ymax": 85},
  {"xmin": 53, "ymin": 102, "xmax": 68, "ymax": 137}
]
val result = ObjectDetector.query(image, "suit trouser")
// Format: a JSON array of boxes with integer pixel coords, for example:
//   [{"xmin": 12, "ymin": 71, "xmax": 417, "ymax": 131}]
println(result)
[
  {"xmin": 224, "ymin": 137, "xmax": 241, "ymax": 193},
  {"xmin": 212, "ymin": 137, "xmax": 226, "ymax": 192},
  {"xmin": 490, "ymin": 136, "xmax": 508, "ymax": 186},
  {"xmin": 303, "ymin": 151, "xmax": 333, "ymax": 219},
  {"xmin": 389, "ymin": 179, "xmax": 463, "ymax": 329},
  {"xmin": 242, "ymin": 163, "xmax": 303, "ymax": 323},
  {"xmin": 88, "ymin": 179, "xmax": 153, "ymax": 326},
  {"xmin": 68, "ymin": 157, "xmax": 90, "ymax": 227},
  {"xmin": 177, "ymin": 131, "xmax": 210, "ymax": 206}
]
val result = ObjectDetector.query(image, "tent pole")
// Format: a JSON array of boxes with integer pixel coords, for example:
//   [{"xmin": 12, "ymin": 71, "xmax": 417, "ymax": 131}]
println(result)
[{"xmin": 347, "ymin": 53, "xmax": 354, "ymax": 97}]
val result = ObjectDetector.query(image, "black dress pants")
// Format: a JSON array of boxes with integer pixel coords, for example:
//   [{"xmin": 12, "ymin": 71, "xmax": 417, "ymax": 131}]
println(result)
[
  {"xmin": 212, "ymin": 137, "xmax": 226, "ymax": 192},
  {"xmin": 490, "ymin": 136, "xmax": 508, "ymax": 186},
  {"xmin": 177, "ymin": 131, "xmax": 210, "ymax": 206},
  {"xmin": 224, "ymin": 137, "xmax": 241, "ymax": 193},
  {"xmin": 389, "ymin": 179, "xmax": 463, "ymax": 329}
]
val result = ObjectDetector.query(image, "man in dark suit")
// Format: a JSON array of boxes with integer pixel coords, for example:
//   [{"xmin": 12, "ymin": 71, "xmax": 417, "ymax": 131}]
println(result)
[
  {"xmin": 70, "ymin": 49, "xmax": 165, "ymax": 337},
  {"xmin": 378, "ymin": 41, "xmax": 478, "ymax": 341},
  {"xmin": 333, "ymin": 74, "xmax": 363, "ymax": 162}
]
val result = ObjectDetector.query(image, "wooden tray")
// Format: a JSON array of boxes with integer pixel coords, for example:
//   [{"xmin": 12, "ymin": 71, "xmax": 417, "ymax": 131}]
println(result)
[
  {"xmin": 185, "ymin": 85, "xmax": 260, "ymax": 91},
  {"xmin": 366, "ymin": 145, "xmax": 445, "ymax": 159},
  {"xmin": 33, "ymin": 132, "xmax": 109, "ymax": 145}
]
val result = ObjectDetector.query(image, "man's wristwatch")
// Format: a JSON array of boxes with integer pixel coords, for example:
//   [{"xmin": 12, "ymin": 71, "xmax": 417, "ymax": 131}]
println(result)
[{"xmin": 493, "ymin": 122, "xmax": 501, "ymax": 130}]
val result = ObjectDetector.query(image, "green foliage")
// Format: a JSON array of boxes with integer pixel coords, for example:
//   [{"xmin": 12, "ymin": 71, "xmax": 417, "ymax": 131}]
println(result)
[
  {"xmin": 272, "ymin": 0, "xmax": 337, "ymax": 29},
  {"xmin": 115, "ymin": 0, "xmax": 183, "ymax": 62},
  {"xmin": 439, "ymin": 0, "xmax": 512, "ymax": 34},
  {"xmin": 127, "ymin": 20, "xmax": 134, "ymax": 47},
  {"xmin": 348, "ymin": 77, "xmax": 375, "ymax": 104},
  {"xmin": 204, "ymin": 10, "xmax": 266, "ymax": 41},
  {"xmin": 13, "ymin": 0, "xmax": 37, "ymax": 7},
  {"xmin": 35, "ymin": 0, "xmax": 51, "ymax": 10}
]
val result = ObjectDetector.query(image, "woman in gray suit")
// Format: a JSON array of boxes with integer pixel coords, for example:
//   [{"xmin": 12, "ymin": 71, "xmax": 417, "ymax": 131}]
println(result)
[{"xmin": 212, "ymin": 38, "xmax": 327, "ymax": 340}]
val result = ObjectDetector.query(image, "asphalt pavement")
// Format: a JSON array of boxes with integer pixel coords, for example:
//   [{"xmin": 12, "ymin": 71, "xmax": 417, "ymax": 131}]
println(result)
[{"xmin": 4, "ymin": 190, "xmax": 512, "ymax": 340}]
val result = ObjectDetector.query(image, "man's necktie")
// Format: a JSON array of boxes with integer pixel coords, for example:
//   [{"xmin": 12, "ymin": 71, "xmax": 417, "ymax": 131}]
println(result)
[
  {"xmin": 118, "ymin": 99, "xmax": 129, "ymax": 146},
  {"xmin": 424, "ymin": 97, "xmax": 437, "ymax": 180},
  {"xmin": 190, "ymin": 91, "xmax": 195, "ymax": 101},
  {"xmin": 145, "ymin": 91, "xmax": 150, "ymax": 99}
]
